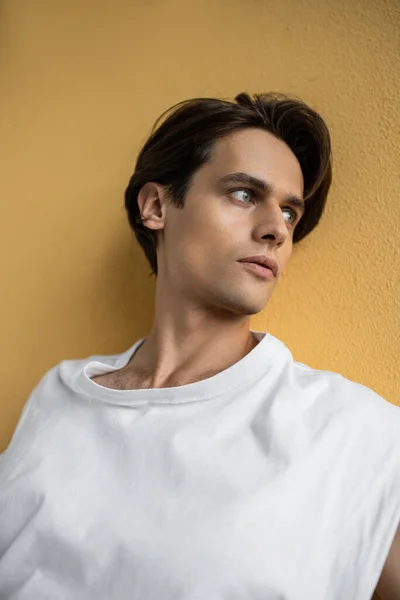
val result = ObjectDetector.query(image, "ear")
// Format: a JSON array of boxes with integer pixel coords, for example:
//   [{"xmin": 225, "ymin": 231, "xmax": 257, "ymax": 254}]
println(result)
[{"xmin": 137, "ymin": 182, "xmax": 168, "ymax": 232}]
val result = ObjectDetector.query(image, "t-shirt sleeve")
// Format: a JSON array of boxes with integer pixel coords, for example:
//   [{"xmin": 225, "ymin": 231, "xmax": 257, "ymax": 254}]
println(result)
[
  {"xmin": 346, "ymin": 385, "xmax": 400, "ymax": 600},
  {"xmin": 0, "ymin": 364, "xmax": 59, "ymax": 487}
]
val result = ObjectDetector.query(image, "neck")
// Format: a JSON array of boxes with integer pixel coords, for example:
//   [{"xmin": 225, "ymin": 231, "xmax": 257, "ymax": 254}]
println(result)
[{"xmin": 126, "ymin": 296, "xmax": 258, "ymax": 389}]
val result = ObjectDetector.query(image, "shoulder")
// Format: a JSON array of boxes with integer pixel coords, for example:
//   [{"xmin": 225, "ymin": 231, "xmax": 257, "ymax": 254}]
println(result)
[
  {"xmin": 291, "ymin": 358, "xmax": 400, "ymax": 456},
  {"xmin": 0, "ymin": 347, "xmax": 124, "ymax": 482},
  {"xmin": 293, "ymin": 357, "xmax": 399, "ymax": 416}
]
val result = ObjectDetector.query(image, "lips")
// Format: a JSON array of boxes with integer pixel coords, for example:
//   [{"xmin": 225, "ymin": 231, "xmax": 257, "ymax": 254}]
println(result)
[
  {"xmin": 237, "ymin": 255, "xmax": 279, "ymax": 277},
  {"xmin": 239, "ymin": 261, "xmax": 275, "ymax": 280}
]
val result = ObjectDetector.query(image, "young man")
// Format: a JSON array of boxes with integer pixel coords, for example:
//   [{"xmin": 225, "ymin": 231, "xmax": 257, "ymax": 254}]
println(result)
[{"xmin": 0, "ymin": 93, "xmax": 399, "ymax": 600}]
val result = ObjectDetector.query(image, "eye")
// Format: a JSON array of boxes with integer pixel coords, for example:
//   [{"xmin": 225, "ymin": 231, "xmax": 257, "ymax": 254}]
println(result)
[
  {"xmin": 282, "ymin": 208, "xmax": 298, "ymax": 226},
  {"xmin": 230, "ymin": 189, "xmax": 300, "ymax": 226},
  {"xmin": 230, "ymin": 188, "xmax": 256, "ymax": 204}
]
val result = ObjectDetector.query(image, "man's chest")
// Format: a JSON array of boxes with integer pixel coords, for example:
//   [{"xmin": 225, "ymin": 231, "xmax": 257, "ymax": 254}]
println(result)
[
  {"xmin": 22, "ymin": 416, "xmax": 344, "ymax": 599},
  {"xmin": 90, "ymin": 370, "xmax": 145, "ymax": 390}
]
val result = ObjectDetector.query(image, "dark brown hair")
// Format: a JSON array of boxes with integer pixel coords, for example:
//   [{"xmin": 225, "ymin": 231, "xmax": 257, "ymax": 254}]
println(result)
[{"xmin": 124, "ymin": 92, "xmax": 332, "ymax": 276}]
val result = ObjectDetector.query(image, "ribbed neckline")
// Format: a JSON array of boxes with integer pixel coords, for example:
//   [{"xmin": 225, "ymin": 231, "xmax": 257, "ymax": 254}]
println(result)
[{"xmin": 75, "ymin": 330, "xmax": 288, "ymax": 406}]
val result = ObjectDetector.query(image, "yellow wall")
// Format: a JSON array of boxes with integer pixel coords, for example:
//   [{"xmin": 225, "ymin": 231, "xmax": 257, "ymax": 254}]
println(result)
[{"xmin": 1, "ymin": 0, "xmax": 399, "ymax": 451}]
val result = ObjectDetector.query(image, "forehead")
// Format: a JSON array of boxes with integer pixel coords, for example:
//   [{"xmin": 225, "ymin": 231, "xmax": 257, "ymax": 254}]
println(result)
[{"xmin": 207, "ymin": 128, "xmax": 304, "ymax": 197}]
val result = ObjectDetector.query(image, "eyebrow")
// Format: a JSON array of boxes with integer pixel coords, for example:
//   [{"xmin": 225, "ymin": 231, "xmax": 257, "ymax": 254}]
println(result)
[{"xmin": 218, "ymin": 172, "xmax": 306, "ymax": 216}]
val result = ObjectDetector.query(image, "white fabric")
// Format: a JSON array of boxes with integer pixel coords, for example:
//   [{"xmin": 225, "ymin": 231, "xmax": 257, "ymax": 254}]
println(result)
[{"xmin": 1, "ymin": 330, "xmax": 400, "ymax": 600}]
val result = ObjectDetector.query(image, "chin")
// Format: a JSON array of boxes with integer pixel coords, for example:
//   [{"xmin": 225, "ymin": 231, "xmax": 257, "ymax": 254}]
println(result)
[
  {"xmin": 217, "ymin": 292, "xmax": 272, "ymax": 317},
  {"xmin": 206, "ymin": 277, "xmax": 274, "ymax": 315}
]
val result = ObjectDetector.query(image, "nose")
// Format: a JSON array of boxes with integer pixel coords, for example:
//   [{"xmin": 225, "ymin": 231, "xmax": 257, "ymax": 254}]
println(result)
[{"xmin": 254, "ymin": 202, "xmax": 290, "ymax": 247}]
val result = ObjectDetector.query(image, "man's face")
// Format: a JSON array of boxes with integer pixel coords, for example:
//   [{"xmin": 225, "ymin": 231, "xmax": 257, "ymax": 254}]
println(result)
[{"xmin": 157, "ymin": 128, "xmax": 305, "ymax": 316}]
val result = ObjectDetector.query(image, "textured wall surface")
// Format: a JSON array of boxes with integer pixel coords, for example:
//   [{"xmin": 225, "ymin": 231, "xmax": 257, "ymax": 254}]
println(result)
[{"xmin": 1, "ymin": 0, "xmax": 399, "ymax": 449}]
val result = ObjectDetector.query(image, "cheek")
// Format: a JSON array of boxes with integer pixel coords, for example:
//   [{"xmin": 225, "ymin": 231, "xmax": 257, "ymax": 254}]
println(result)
[
  {"xmin": 172, "ymin": 202, "xmax": 236, "ymax": 250},
  {"xmin": 167, "ymin": 212, "xmax": 235, "ymax": 279},
  {"xmin": 279, "ymin": 243, "xmax": 293, "ymax": 272},
  {"xmin": 164, "ymin": 211, "xmax": 212, "ymax": 268}
]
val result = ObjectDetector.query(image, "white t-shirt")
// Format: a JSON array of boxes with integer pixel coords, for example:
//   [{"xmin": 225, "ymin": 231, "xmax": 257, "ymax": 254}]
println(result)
[{"xmin": 1, "ymin": 330, "xmax": 399, "ymax": 600}]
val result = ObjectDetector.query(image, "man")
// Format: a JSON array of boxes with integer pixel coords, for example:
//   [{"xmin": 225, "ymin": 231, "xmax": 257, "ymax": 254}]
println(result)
[{"xmin": 0, "ymin": 92, "xmax": 399, "ymax": 599}]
